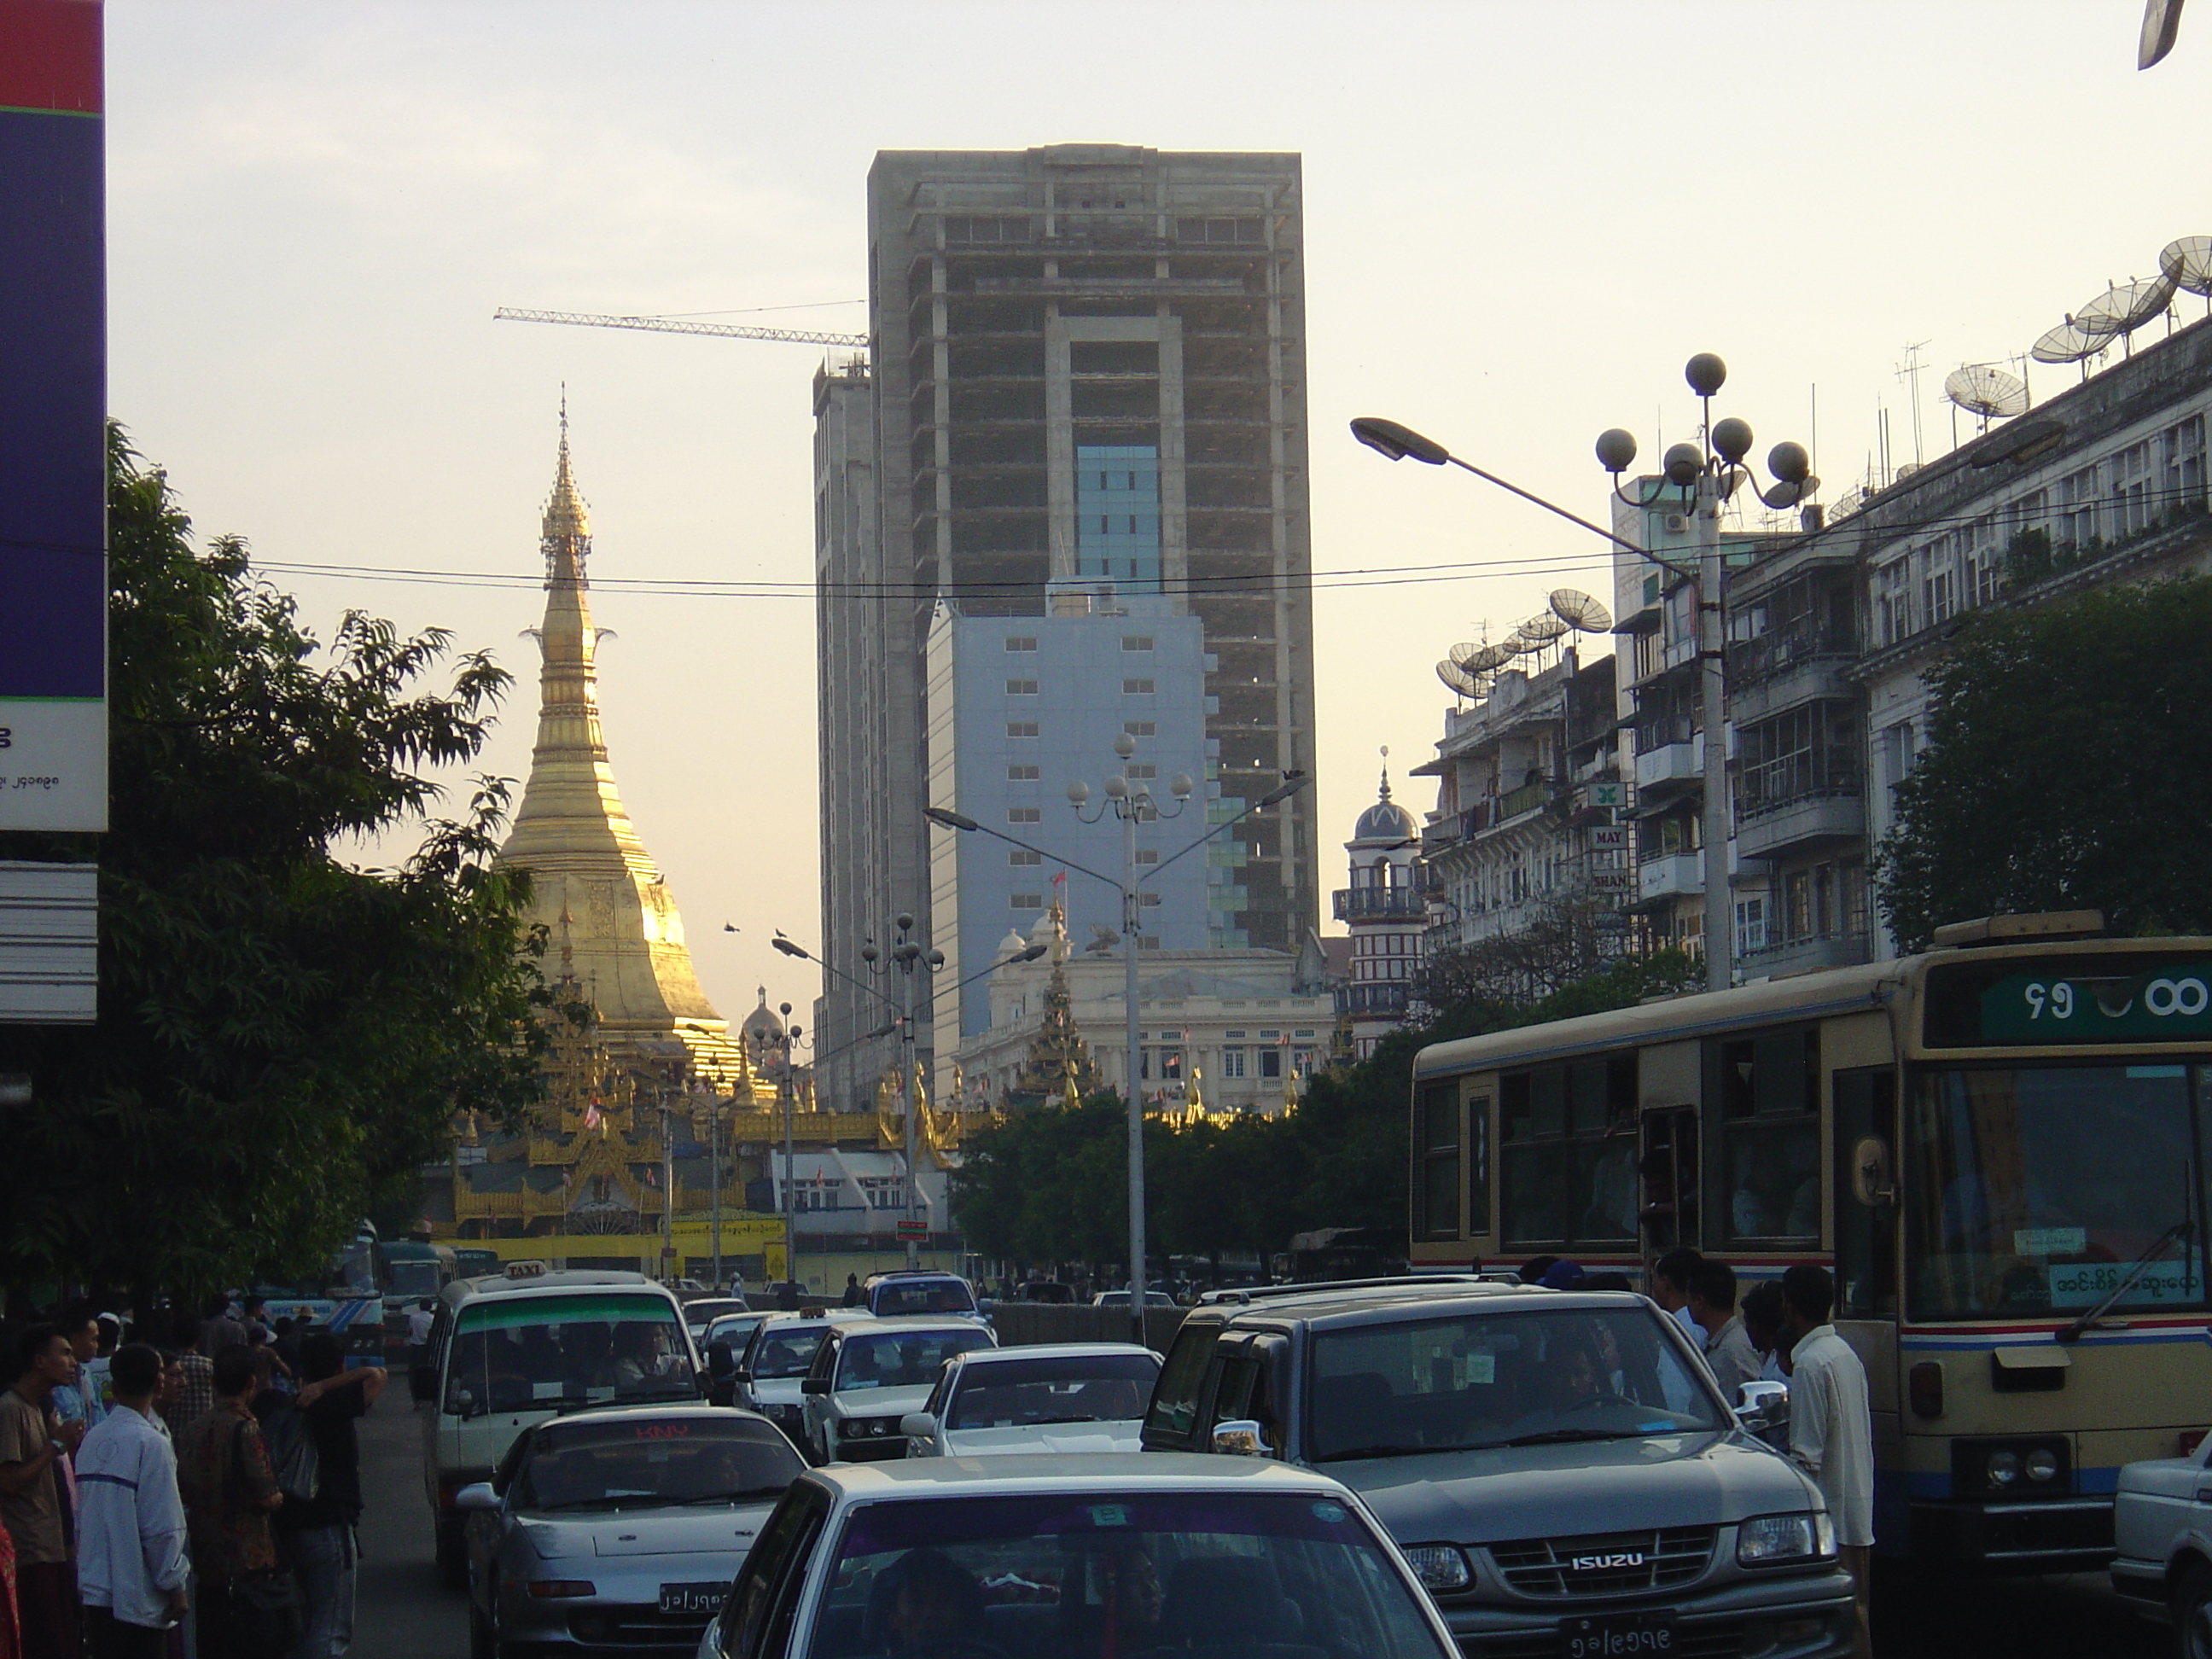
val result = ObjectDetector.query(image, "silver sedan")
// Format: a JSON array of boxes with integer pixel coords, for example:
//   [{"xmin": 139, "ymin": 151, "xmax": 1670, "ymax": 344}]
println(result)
[{"xmin": 458, "ymin": 1404, "xmax": 804, "ymax": 1659}]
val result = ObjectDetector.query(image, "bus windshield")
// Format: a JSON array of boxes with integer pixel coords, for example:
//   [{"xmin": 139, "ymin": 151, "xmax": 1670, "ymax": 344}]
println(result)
[
  {"xmin": 444, "ymin": 1295, "xmax": 694, "ymax": 1418},
  {"xmin": 1906, "ymin": 1064, "xmax": 2206, "ymax": 1320}
]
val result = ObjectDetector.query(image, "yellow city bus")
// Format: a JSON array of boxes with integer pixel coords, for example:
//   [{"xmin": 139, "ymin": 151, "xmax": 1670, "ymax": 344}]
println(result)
[{"xmin": 1408, "ymin": 916, "xmax": 2212, "ymax": 1570}]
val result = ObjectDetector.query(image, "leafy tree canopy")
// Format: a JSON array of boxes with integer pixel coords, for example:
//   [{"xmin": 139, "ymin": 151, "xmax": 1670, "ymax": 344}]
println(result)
[
  {"xmin": 1877, "ymin": 576, "xmax": 2212, "ymax": 950},
  {"xmin": 0, "ymin": 430, "xmax": 551, "ymax": 1298}
]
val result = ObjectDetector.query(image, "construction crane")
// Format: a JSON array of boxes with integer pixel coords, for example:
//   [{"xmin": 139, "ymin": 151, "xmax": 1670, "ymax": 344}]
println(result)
[{"xmin": 494, "ymin": 306, "xmax": 869, "ymax": 351}]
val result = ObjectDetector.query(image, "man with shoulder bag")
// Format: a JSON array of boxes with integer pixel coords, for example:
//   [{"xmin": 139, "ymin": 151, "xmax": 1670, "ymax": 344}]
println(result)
[{"xmin": 179, "ymin": 1349, "xmax": 292, "ymax": 1659}]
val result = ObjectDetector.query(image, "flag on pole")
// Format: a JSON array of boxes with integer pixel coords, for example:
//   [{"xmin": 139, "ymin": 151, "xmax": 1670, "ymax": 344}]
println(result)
[
  {"xmin": 584, "ymin": 1094, "xmax": 603, "ymax": 1133},
  {"xmin": 643, "ymin": 1165, "xmax": 659, "ymax": 1190}
]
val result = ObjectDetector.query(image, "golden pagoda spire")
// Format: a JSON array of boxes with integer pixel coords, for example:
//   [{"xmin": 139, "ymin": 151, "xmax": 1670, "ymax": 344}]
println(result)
[{"xmin": 500, "ymin": 410, "xmax": 736, "ymax": 1073}]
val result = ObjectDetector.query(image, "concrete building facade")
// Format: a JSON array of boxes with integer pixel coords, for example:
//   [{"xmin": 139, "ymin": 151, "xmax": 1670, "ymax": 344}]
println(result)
[{"xmin": 817, "ymin": 144, "xmax": 1320, "ymax": 1109}]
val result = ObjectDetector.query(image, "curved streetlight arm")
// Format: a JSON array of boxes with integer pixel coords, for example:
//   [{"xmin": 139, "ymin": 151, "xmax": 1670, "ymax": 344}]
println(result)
[
  {"xmin": 771, "ymin": 934, "xmax": 899, "ymax": 1013},
  {"xmin": 922, "ymin": 809, "xmax": 1127, "ymax": 898}
]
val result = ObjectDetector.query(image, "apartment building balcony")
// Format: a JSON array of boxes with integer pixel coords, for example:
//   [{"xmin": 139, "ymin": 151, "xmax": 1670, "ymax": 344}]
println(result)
[
  {"xmin": 1336, "ymin": 981, "xmax": 1412, "ymax": 1018},
  {"xmin": 1639, "ymin": 852, "xmax": 1704, "ymax": 902},
  {"xmin": 1741, "ymin": 931, "xmax": 1873, "ymax": 980},
  {"xmin": 1634, "ymin": 734, "xmax": 1703, "ymax": 802},
  {"xmin": 1333, "ymin": 887, "xmax": 1428, "ymax": 921},
  {"xmin": 1738, "ymin": 769, "xmax": 1866, "ymax": 860},
  {"xmin": 1727, "ymin": 628, "xmax": 1859, "ymax": 725}
]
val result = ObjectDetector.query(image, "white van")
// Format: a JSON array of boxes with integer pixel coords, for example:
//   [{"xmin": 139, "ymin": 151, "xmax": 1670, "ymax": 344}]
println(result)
[{"xmin": 418, "ymin": 1265, "xmax": 698, "ymax": 1582}]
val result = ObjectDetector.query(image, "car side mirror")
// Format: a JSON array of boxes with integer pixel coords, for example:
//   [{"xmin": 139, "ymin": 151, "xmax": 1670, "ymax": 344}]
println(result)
[
  {"xmin": 1848, "ymin": 1135, "xmax": 1896, "ymax": 1207},
  {"xmin": 801, "ymin": 1377, "xmax": 831, "ymax": 1396},
  {"xmin": 899, "ymin": 1413, "xmax": 936, "ymax": 1439},
  {"xmin": 410, "ymin": 1365, "xmax": 436, "ymax": 1403},
  {"xmin": 732, "ymin": 1370, "xmax": 753, "ymax": 1387},
  {"xmin": 1736, "ymin": 1379, "xmax": 1790, "ymax": 1432},
  {"xmin": 1211, "ymin": 1419, "xmax": 1268, "ymax": 1457},
  {"xmin": 707, "ymin": 1340, "xmax": 736, "ymax": 1379},
  {"xmin": 452, "ymin": 1482, "xmax": 499, "ymax": 1513}
]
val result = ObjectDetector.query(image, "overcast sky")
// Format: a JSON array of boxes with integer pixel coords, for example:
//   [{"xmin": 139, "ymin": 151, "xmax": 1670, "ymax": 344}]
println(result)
[{"xmin": 106, "ymin": 0, "xmax": 2206, "ymax": 1025}]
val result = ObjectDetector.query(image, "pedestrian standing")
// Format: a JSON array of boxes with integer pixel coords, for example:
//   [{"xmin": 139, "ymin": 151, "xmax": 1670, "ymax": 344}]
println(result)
[
  {"xmin": 284, "ymin": 1334, "xmax": 385, "ymax": 1659},
  {"xmin": 73, "ymin": 1344, "xmax": 189, "ymax": 1659},
  {"xmin": 162, "ymin": 1318, "xmax": 214, "ymax": 1440},
  {"xmin": 177, "ymin": 1350, "xmax": 284, "ymax": 1659},
  {"xmin": 401, "ymin": 1306, "xmax": 433, "ymax": 1379},
  {"xmin": 200, "ymin": 1302, "xmax": 247, "ymax": 1363},
  {"xmin": 1781, "ymin": 1265, "xmax": 1873, "ymax": 1657},
  {"xmin": 1738, "ymin": 1283, "xmax": 1792, "ymax": 1382},
  {"xmin": 1648, "ymin": 1248, "xmax": 1708, "ymax": 1346},
  {"xmin": 840, "ymin": 1276, "xmax": 861, "ymax": 1308},
  {"xmin": 49, "ymin": 1305, "xmax": 106, "ymax": 1437},
  {"xmin": 1687, "ymin": 1263, "xmax": 1762, "ymax": 1402},
  {"xmin": 0, "ymin": 1325, "xmax": 88, "ymax": 1659}
]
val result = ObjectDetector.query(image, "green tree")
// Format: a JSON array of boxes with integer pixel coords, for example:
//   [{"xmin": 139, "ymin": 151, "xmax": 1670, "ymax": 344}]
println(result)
[
  {"xmin": 0, "ymin": 431, "xmax": 551, "ymax": 1298},
  {"xmin": 1877, "ymin": 577, "xmax": 2212, "ymax": 949}
]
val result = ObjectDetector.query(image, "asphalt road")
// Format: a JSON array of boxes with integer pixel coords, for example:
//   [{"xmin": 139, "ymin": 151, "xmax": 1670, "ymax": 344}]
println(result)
[{"xmin": 346, "ymin": 1393, "xmax": 2163, "ymax": 1659}]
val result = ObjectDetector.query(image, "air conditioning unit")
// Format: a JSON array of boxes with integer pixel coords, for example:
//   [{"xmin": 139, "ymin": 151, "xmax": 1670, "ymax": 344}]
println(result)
[{"xmin": 1662, "ymin": 512, "xmax": 1689, "ymax": 535}]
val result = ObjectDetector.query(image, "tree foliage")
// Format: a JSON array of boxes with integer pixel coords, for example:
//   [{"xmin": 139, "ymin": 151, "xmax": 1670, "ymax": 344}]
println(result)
[
  {"xmin": 1877, "ymin": 576, "xmax": 2212, "ymax": 950},
  {"xmin": 0, "ymin": 431, "xmax": 551, "ymax": 1297},
  {"xmin": 950, "ymin": 948, "xmax": 1699, "ymax": 1268}
]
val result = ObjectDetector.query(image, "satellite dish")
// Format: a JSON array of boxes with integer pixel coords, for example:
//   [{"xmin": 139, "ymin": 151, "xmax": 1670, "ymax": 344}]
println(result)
[
  {"xmin": 1547, "ymin": 589, "xmax": 1614, "ymax": 633},
  {"xmin": 1457, "ymin": 641, "xmax": 1513, "ymax": 674},
  {"xmin": 2031, "ymin": 320, "xmax": 2104, "ymax": 365},
  {"xmin": 1447, "ymin": 640, "xmax": 1487, "ymax": 668},
  {"xmin": 1435, "ymin": 660, "xmax": 1474, "ymax": 697},
  {"xmin": 2075, "ymin": 274, "xmax": 2177, "ymax": 340},
  {"xmin": 2162, "ymin": 236, "xmax": 2212, "ymax": 306},
  {"xmin": 1943, "ymin": 364, "xmax": 2029, "ymax": 426},
  {"xmin": 1516, "ymin": 613, "xmax": 1569, "ymax": 645}
]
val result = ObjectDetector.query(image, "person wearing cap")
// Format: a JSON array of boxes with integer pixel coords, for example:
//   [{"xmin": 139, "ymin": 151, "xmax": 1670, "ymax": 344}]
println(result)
[{"xmin": 1537, "ymin": 1260, "xmax": 1586, "ymax": 1290}]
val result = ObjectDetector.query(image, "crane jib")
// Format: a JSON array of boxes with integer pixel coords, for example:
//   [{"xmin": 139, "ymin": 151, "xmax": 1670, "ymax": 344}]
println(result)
[{"xmin": 492, "ymin": 306, "xmax": 869, "ymax": 351}]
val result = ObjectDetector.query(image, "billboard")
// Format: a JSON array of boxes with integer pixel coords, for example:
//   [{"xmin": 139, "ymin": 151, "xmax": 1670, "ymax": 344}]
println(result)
[{"xmin": 0, "ymin": 0, "xmax": 107, "ymax": 833}]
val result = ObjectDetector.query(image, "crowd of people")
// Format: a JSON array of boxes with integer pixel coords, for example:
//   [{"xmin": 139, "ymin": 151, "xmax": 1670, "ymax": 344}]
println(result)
[{"xmin": 0, "ymin": 1297, "xmax": 386, "ymax": 1659}]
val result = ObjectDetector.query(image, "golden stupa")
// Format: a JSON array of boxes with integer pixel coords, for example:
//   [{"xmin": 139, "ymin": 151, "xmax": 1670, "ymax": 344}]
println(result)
[{"xmin": 498, "ymin": 421, "xmax": 741, "ymax": 1078}]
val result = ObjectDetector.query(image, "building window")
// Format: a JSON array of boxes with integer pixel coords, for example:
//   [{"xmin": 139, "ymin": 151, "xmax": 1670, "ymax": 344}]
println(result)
[
  {"xmin": 1922, "ymin": 537, "xmax": 1957, "ymax": 628},
  {"xmin": 1260, "ymin": 1046, "xmax": 1281, "ymax": 1079},
  {"xmin": 1966, "ymin": 515, "xmax": 2002, "ymax": 607},
  {"xmin": 1004, "ymin": 636, "xmax": 1037, "ymax": 653},
  {"xmin": 2112, "ymin": 439, "xmax": 2155, "ymax": 538},
  {"xmin": 1008, "ymin": 764, "xmax": 1040, "ymax": 780},
  {"xmin": 1126, "ymin": 764, "xmax": 1155, "ymax": 779},
  {"xmin": 1006, "ymin": 679, "xmax": 1039, "ymax": 696},
  {"xmin": 2055, "ymin": 463, "xmax": 2099, "ymax": 549},
  {"xmin": 1008, "ymin": 806, "xmax": 1041, "ymax": 824},
  {"xmin": 1223, "ymin": 1030, "xmax": 1245, "ymax": 1039},
  {"xmin": 1009, "ymin": 850, "xmax": 1041, "ymax": 866},
  {"xmin": 1123, "ymin": 721, "xmax": 1155, "ymax": 736},
  {"xmin": 2165, "ymin": 415, "xmax": 2206, "ymax": 511},
  {"xmin": 1123, "ymin": 678, "xmax": 1155, "ymax": 695},
  {"xmin": 1138, "ymin": 892, "xmax": 1161, "ymax": 907},
  {"xmin": 1137, "ymin": 934, "xmax": 1159, "ymax": 950},
  {"xmin": 1876, "ymin": 558, "xmax": 1913, "ymax": 646},
  {"xmin": 1220, "ymin": 1047, "xmax": 1246, "ymax": 1078},
  {"xmin": 1133, "ymin": 848, "xmax": 1158, "ymax": 865},
  {"xmin": 1010, "ymin": 894, "xmax": 1043, "ymax": 911},
  {"xmin": 1121, "ymin": 636, "xmax": 1153, "ymax": 651},
  {"xmin": 1737, "ymin": 895, "xmax": 1768, "ymax": 956},
  {"xmin": 1006, "ymin": 721, "xmax": 1039, "ymax": 738}
]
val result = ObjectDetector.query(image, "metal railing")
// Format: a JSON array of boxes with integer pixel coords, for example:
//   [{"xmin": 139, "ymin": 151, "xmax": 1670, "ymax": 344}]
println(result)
[
  {"xmin": 1332, "ymin": 888, "xmax": 1428, "ymax": 921},
  {"xmin": 1728, "ymin": 625, "xmax": 1856, "ymax": 684},
  {"xmin": 1738, "ymin": 760, "xmax": 1862, "ymax": 820}
]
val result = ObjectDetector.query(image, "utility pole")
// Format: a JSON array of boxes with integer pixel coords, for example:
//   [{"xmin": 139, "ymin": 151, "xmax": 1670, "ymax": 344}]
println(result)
[
  {"xmin": 783, "ymin": 1026, "xmax": 797, "ymax": 1293},
  {"xmin": 1692, "ymin": 464, "xmax": 1732, "ymax": 995},
  {"xmin": 709, "ymin": 1087, "xmax": 722, "ymax": 1291}
]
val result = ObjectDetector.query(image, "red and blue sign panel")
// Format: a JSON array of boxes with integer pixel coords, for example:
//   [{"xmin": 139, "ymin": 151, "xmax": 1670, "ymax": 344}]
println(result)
[{"xmin": 0, "ymin": 0, "xmax": 107, "ymax": 831}]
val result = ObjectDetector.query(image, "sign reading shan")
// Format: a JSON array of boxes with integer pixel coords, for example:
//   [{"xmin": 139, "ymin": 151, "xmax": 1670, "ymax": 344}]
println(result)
[{"xmin": 0, "ymin": 0, "xmax": 108, "ymax": 835}]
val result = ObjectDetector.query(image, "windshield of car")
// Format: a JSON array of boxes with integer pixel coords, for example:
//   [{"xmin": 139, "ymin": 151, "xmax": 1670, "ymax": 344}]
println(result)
[
  {"xmin": 1906, "ymin": 1065, "xmax": 2207, "ymax": 1320},
  {"xmin": 387, "ymin": 1260, "xmax": 442, "ymax": 1298},
  {"xmin": 870, "ymin": 1278, "xmax": 977, "ymax": 1317},
  {"xmin": 834, "ymin": 1328, "xmax": 995, "ymax": 1392},
  {"xmin": 514, "ymin": 1417, "xmax": 802, "ymax": 1511},
  {"xmin": 443, "ymin": 1295, "xmax": 696, "ymax": 1418},
  {"xmin": 747, "ymin": 1324, "xmax": 834, "ymax": 1381},
  {"xmin": 804, "ymin": 1490, "xmax": 1444, "ymax": 1659},
  {"xmin": 946, "ymin": 1354, "xmax": 1160, "ymax": 1430},
  {"xmin": 1306, "ymin": 1306, "xmax": 1725, "ymax": 1461}
]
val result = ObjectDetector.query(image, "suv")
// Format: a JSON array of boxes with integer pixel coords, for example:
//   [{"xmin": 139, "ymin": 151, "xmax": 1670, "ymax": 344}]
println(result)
[
  {"xmin": 1144, "ymin": 1282, "xmax": 1856, "ymax": 1656},
  {"xmin": 800, "ymin": 1317, "xmax": 996, "ymax": 1464},
  {"xmin": 860, "ymin": 1270, "xmax": 986, "ymax": 1322}
]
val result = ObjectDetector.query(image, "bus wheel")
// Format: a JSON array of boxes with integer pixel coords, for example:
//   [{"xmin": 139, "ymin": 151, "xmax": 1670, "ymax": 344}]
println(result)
[{"xmin": 2173, "ymin": 1564, "xmax": 2212, "ymax": 1659}]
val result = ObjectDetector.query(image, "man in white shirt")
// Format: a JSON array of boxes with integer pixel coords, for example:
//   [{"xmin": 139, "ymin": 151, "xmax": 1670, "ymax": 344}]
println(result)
[
  {"xmin": 1687, "ymin": 1262, "xmax": 1763, "ymax": 1403},
  {"xmin": 1782, "ymin": 1265, "xmax": 1872, "ymax": 1659},
  {"xmin": 74, "ymin": 1343, "xmax": 190, "ymax": 1659}
]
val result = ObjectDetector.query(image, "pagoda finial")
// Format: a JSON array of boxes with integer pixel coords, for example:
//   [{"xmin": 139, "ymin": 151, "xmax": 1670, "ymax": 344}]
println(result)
[
  {"xmin": 1378, "ymin": 743, "xmax": 1392, "ymax": 802},
  {"xmin": 543, "ymin": 400, "xmax": 591, "ymax": 573}
]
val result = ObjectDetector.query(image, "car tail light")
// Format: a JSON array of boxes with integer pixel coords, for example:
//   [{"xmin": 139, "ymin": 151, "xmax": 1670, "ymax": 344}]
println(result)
[
  {"xmin": 2183, "ymin": 1429, "xmax": 2208, "ymax": 1458},
  {"xmin": 1908, "ymin": 1361, "xmax": 1943, "ymax": 1418},
  {"xmin": 528, "ymin": 1581, "xmax": 597, "ymax": 1599}
]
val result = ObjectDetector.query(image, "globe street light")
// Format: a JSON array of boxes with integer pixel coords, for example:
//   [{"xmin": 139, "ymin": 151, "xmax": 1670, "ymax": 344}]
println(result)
[{"xmin": 927, "ymin": 755, "xmax": 1311, "ymax": 1342}]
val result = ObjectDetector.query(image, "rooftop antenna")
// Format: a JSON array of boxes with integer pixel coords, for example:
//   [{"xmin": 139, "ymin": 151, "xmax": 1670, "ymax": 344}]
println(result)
[
  {"xmin": 1942, "ymin": 364, "xmax": 2029, "ymax": 439},
  {"xmin": 1895, "ymin": 341, "xmax": 1931, "ymax": 467},
  {"xmin": 2161, "ymin": 236, "xmax": 2212, "ymax": 317}
]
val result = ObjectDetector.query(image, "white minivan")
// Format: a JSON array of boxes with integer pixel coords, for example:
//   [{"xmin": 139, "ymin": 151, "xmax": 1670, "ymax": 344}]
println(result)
[{"xmin": 418, "ymin": 1265, "xmax": 699, "ymax": 1583}]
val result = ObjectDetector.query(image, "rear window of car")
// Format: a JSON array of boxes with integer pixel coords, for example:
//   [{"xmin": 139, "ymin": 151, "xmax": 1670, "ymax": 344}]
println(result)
[
  {"xmin": 834, "ymin": 1327, "xmax": 995, "ymax": 1391},
  {"xmin": 947, "ymin": 1353, "xmax": 1159, "ymax": 1430},
  {"xmin": 870, "ymin": 1278, "xmax": 977, "ymax": 1317},
  {"xmin": 515, "ymin": 1417, "xmax": 801, "ymax": 1511}
]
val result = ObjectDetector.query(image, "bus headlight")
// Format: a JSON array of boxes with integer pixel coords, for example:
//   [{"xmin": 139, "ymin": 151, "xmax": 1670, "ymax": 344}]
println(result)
[
  {"xmin": 2024, "ymin": 1447, "xmax": 2060, "ymax": 1483},
  {"xmin": 1986, "ymin": 1449, "xmax": 2021, "ymax": 1487}
]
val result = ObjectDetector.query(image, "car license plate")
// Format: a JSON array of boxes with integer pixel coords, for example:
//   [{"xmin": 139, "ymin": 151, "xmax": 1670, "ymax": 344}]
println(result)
[
  {"xmin": 658, "ymin": 1583, "xmax": 725, "ymax": 1616},
  {"xmin": 1559, "ymin": 1613, "xmax": 1675, "ymax": 1658}
]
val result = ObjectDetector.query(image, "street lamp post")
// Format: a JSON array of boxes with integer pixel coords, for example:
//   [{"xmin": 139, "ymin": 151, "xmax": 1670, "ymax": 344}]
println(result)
[
  {"xmin": 771, "ymin": 930, "xmax": 1045, "ymax": 1279},
  {"xmin": 1350, "ymin": 358, "xmax": 1815, "ymax": 993},
  {"xmin": 926, "ymin": 761, "xmax": 1311, "ymax": 1342}
]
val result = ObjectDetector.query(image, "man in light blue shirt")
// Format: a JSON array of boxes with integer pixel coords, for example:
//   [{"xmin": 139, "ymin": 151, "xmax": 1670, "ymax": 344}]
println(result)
[{"xmin": 74, "ymin": 1344, "xmax": 189, "ymax": 1659}]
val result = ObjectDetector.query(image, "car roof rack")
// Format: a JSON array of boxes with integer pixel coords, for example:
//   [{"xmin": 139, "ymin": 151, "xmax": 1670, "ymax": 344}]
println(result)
[{"xmin": 1197, "ymin": 1272, "xmax": 1487, "ymax": 1307}]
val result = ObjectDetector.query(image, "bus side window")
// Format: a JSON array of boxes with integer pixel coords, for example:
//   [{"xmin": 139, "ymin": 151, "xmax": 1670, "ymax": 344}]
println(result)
[
  {"xmin": 1833, "ymin": 1068, "xmax": 1899, "ymax": 1317},
  {"xmin": 1468, "ymin": 1093, "xmax": 1493, "ymax": 1237},
  {"xmin": 1713, "ymin": 1030, "xmax": 1822, "ymax": 1244}
]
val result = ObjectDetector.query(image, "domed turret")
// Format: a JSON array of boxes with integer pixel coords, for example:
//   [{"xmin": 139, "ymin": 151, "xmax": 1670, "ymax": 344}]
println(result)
[{"xmin": 1352, "ymin": 764, "xmax": 1418, "ymax": 846}]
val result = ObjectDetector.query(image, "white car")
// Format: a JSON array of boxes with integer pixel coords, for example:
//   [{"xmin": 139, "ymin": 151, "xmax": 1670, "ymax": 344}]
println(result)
[
  {"xmin": 799, "ymin": 1316, "xmax": 996, "ymax": 1464},
  {"xmin": 2111, "ymin": 1433, "xmax": 2212, "ymax": 1634},
  {"xmin": 900, "ymin": 1342, "xmax": 1160, "ymax": 1458},
  {"xmin": 732, "ymin": 1308, "xmax": 873, "ymax": 1448},
  {"xmin": 693, "ymin": 1456, "xmax": 1464, "ymax": 1659}
]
